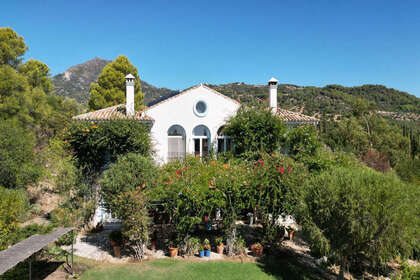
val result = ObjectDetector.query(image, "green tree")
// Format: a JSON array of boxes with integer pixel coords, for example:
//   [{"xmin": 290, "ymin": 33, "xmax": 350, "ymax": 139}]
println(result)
[
  {"xmin": 0, "ymin": 27, "xmax": 27, "ymax": 68},
  {"xmin": 88, "ymin": 55, "xmax": 143, "ymax": 111},
  {"xmin": 100, "ymin": 153, "xmax": 157, "ymax": 215},
  {"xmin": 224, "ymin": 103, "xmax": 285, "ymax": 158},
  {"xmin": 299, "ymin": 166, "xmax": 419, "ymax": 279},
  {"xmin": 19, "ymin": 59, "xmax": 54, "ymax": 95},
  {"xmin": 285, "ymin": 125, "xmax": 321, "ymax": 158},
  {"xmin": 65, "ymin": 120, "xmax": 152, "ymax": 174},
  {"xmin": 0, "ymin": 120, "xmax": 42, "ymax": 189},
  {"xmin": 0, "ymin": 186, "xmax": 29, "ymax": 250},
  {"xmin": 114, "ymin": 189, "xmax": 150, "ymax": 260}
]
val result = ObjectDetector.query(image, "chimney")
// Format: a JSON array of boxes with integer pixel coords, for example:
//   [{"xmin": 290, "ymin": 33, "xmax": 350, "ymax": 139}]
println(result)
[
  {"xmin": 125, "ymin": 74, "xmax": 135, "ymax": 116},
  {"xmin": 268, "ymin": 77, "xmax": 278, "ymax": 112}
]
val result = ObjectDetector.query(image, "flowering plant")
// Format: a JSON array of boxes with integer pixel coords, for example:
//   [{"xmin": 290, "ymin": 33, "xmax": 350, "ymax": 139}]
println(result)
[{"xmin": 203, "ymin": 238, "xmax": 211, "ymax": 250}]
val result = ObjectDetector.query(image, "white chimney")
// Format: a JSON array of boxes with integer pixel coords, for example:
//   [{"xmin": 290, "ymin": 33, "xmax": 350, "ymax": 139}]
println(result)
[
  {"xmin": 125, "ymin": 74, "xmax": 135, "ymax": 116},
  {"xmin": 268, "ymin": 77, "xmax": 278, "ymax": 112}
]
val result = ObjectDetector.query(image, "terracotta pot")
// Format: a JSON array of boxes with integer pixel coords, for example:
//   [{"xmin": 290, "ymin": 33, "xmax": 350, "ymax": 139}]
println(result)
[
  {"xmin": 150, "ymin": 240, "xmax": 156, "ymax": 251},
  {"xmin": 252, "ymin": 246, "xmax": 263, "ymax": 257},
  {"xmin": 216, "ymin": 244, "xmax": 224, "ymax": 254},
  {"xmin": 113, "ymin": 245, "xmax": 121, "ymax": 258},
  {"xmin": 169, "ymin": 247, "xmax": 178, "ymax": 257},
  {"xmin": 288, "ymin": 230, "xmax": 295, "ymax": 241}
]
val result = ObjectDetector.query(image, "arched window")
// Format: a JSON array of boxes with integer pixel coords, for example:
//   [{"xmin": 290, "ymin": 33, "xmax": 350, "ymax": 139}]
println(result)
[
  {"xmin": 168, "ymin": 125, "xmax": 186, "ymax": 161},
  {"xmin": 192, "ymin": 125, "xmax": 211, "ymax": 158},
  {"xmin": 217, "ymin": 126, "xmax": 232, "ymax": 153}
]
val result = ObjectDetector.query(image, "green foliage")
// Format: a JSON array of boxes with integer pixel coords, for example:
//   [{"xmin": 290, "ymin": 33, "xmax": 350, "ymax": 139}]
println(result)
[
  {"xmin": 183, "ymin": 236, "xmax": 200, "ymax": 256},
  {"xmin": 0, "ymin": 120, "xmax": 42, "ymax": 188},
  {"xmin": 19, "ymin": 59, "xmax": 54, "ymax": 95},
  {"xmin": 65, "ymin": 120, "xmax": 152, "ymax": 173},
  {"xmin": 151, "ymin": 156, "xmax": 248, "ymax": 243},
  {"xmin": 233, "ymin": 236, "xmax": 246, "ymax": 256},
  {"xmin": 285, "ymin": 125, "xmax": 321, "ymax": 158},
  {"xmin": 100, "ymin": 153, "xmax": 157, "ymax": 215},
  {"xmin": 0, "ymin": 27, "xmax": 27, "ymax": 68},
  {"xmin": 245, "ymin": 153, "xmax": 307, "ymax": 219},
  {"xmin": 88, "ymin": 55, "xmax": 143, "ymax": 111},
  {"xmin": 395, "ymin": 158, "xmax": 420, "ymax": 185},
  {"xmin": 42, "ymin": 138, "xmax": 80, "ymax": 193},
  {"xmin": 208, "ymin": 82, "xmax": 420, "ymax": 116},
  {"xmin": 0, "ymin": 28, "xmax": 81, "ymax": 144},
  {"xmin": 300, "ymin": 166, "xmax": 419, "ymax": 271},
  {"xmin": 224, "ymin": 103, "xmax": 286, "ymax": 158},
  {"xmin": 50, "ymin": 201, "xmax": 95, "ymax": 228},
  {"xmin": 0, "ymin": 186, "xmax": 29, "ymax": 249},
  {"xmin": 320, "ymin": 115, "xmax": 409, "ymax": 167},
  {"xmin": 116, "ymin": 190, "xmax": 150, "ymax": 259}
]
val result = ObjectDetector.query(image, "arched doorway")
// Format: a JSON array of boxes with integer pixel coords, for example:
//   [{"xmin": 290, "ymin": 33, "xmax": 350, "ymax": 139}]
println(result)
[
  {"xmin": 193, "ymin": 125, "xmax": 211, "ymax": 158},
  {"xmin": 217, "ymin": 126, "xmax": 232, "ymax": 153},
  {"xmin": 168, "ymin": 125, "xmax": 186, "ymax": 161}
]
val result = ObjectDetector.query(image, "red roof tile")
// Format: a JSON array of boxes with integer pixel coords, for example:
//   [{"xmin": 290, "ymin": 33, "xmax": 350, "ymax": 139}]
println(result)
[{"xmin": 72, "ymin": 104, "xmax": 153, "ymax": 121}]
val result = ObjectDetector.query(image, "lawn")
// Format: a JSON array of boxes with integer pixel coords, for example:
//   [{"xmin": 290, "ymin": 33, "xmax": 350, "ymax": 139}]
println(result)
[{"xmin": 80, "ymin": 257, "xmax": 325, "ymax": 280}]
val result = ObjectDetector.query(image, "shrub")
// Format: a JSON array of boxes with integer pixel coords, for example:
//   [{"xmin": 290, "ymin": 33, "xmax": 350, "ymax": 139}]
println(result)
[
  {"xmin": 182, "ymin": 237, "xmax": 200, "ymax": 256},
  {"xmin": 116, "ymin": 190, "xmax": 150, "ymax": 260},
  {"xmin": 65, "ymin": 120, "xmax": 152, "ymax": 173},
  {"xmin": 233, "ymin": 236, "xmax": 246, "ymax": 256},
  {"xmin": 56, "ymin": 231, "xmax": 76, "ymax": 246},
  {"xmin": 300, "ymin": 166, "xmax": 419, "ymax": 278},
  {"xmin": 224, "ymin": 103, "xmax": 285, "ymax": 159},
  {"xmin": 151, "ymin": 156, "xmax": 249, "ymax": 249},
  {"xmin": 285, "ymin": 125, "xmax": 321, "ymax": 158},
  {"xmin": 0, "ymin": 186, "xmax": 29, "ymax": 249},
  {"xmin": 100, "ymin": 153, "xmax": 157, "ymax": 215},
  {"xmin": 0, "ymin": 120, "xmax": 42, "ymax": 189}
]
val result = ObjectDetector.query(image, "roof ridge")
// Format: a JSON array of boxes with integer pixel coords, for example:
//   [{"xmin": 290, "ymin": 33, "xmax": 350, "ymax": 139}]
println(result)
[{"xmin": 146, "ymin": 84, "xmax": 240, "ymax": 110}]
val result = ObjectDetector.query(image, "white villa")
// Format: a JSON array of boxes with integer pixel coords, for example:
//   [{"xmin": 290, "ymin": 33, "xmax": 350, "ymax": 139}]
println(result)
[{"xmin": 73, "ymin": 75, "xmax": 318, "ymax": 164}]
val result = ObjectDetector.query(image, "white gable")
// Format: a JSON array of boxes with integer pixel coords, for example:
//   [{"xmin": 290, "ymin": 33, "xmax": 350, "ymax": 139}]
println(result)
[{"xmin": 144, "ymin": 85, "xmax": 240, "ymax": 163}]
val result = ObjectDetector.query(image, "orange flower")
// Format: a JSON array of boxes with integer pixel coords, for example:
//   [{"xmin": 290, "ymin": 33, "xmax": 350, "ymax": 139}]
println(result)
[{"xmin": 210, "ymin": 161, "xmax": 216, "ymax": 166}]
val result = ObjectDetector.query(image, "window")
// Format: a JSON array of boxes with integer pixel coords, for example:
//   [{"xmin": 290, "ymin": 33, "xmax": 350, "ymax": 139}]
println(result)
[
  {"xmin": 193, "ymin": 125, "xmax": 211, "ymax": 158},
  {"xmin": 217, "ymin": 126, "xmax": 232, "ymax": 153},
  {"xmin": 193, "ymin": 99, "xmax": 208, "ymax": 117},
  {"xmin": 168, "ymin": 125, "xmax": 186, "ymax": 161}
]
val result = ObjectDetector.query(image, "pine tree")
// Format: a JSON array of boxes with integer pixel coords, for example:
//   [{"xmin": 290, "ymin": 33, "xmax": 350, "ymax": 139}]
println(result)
[{"xmin": 88, "ymin": 55, "xmax": 143, "ymax": 111}]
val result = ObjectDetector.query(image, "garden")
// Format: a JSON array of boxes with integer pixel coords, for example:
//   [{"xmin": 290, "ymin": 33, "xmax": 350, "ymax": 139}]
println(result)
[
  {"xmin": 62, "ymin": 104, "xmax": 418, "ymax": 279},
  {"xmin": 1, "ymin": 104, "xmax": 419, "ymax": 280}
]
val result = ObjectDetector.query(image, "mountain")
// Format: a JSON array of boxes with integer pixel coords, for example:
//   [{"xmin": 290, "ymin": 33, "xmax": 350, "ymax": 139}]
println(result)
[
  {"xmin": 52, "ymin": 58, "xmax": 420, "ymax": 121},
  {"xmin": 53, "ymin": 57, "xmax": 111, "ymax": 105},
  {"xmin": 52, "ymin": 57, "xmax": 173, "ymax": 105}
]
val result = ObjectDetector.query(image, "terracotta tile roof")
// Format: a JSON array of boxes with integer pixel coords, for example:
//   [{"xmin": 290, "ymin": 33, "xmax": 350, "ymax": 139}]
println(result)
[
  {"xmin": 146, "ymin": 84, "xmax": 240, "ymax": 110},
  {"xmin": 72, "ymin": 104, "xmax": 154, "ymax": 121},
  {"xmin": 276, "ymin": 108, "xmax": 319, "ymax": 124}
]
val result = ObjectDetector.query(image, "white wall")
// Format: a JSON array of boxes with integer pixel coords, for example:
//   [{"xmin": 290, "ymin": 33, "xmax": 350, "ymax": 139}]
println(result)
[{"xmin": 145, "ymin": 85, "xmax": 240, "ymax": 164}]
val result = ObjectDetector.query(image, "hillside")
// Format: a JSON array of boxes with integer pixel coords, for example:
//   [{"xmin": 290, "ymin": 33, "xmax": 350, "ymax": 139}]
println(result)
[
  {"xmin": 52, "ymin": 58, "xmax": 420, "ymax": 121},
  {"xmin": 207, "ymin": 83, "xmax": 420, "ymax": 121},
  {"xmin": 52, "ymin": 57, "xmax": 173, "ymax": 105}
]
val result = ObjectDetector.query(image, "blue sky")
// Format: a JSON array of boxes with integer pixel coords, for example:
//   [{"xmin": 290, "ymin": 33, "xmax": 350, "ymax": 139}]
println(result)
[{"xmin": 2, "ymin": 0, "xmax": 420, "ymax": 97}]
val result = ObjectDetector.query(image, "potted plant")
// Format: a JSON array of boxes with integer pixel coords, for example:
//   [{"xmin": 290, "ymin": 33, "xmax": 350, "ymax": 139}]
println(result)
[
  {"xmin": 109, "ymin": 230, "xmax": 123, "ymax": 258},
  {"xmin": 168, "ymin": 241, "xmax": 178, "ymax": 257},
  {"xmin": 215, "ymin": 237, "xmax": 224, "ymax": 254},
  {"xmin": 198, "ymin": 244, "xmax": 205, "ymax": 258},
  {"xmin": 203, "ymin": 238, "xmax": 211, "ymax": 257},
  {"xmin": 287, "ymin": 226, "xmax": 297, "ymax": 241},
  {"xmin": 250, "ymin": 242, "xmax": 263, "ymax": 257}
]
